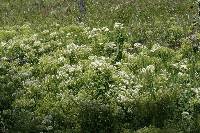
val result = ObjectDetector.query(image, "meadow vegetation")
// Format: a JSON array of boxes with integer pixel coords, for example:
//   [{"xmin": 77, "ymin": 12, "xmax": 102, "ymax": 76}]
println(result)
[{"xmin": 0, "ymin": 0, "xmax": 200, "ymax": 132}]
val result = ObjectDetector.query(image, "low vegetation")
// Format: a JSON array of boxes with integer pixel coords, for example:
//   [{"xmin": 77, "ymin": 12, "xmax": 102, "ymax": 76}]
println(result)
[{"xmin": 0, "ymin": 0, "xmax": 200, "ymax": 132}]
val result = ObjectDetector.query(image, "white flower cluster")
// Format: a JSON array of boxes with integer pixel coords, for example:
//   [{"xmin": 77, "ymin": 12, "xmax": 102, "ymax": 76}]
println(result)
[
  {"xmin": 104, "ymin": 42, "xmax": 117, "ymax": 51},
  {"xmin": 117, "ymin": 87, "xmax": 140, "ymax": 103},
  {"xmin": 181, "ymin": 111, "xmax": 191, "ymax": 119},
  {"xmin": 150, "ymin": 43, "xmax": 161, "ymax": 52},
  {"xmin": 180, "ymin": 64, "xmax": 188, "ymax": 71},
  {"xmin": 177, "ymin": 72, "xmax": 189, "ymax": 79},
  {"xmin": 102, "ymin": 27, "xmax": 109, "ymax": 32},
  {"xmin": 33, "ymin": 40, "xmax": 41, "ymax": 47},
  {"xmin": 42, "ymin": 115, "xmax": 53, "ymax": 131},
  {"xmin": 114, "ymin": 22, "xmax": 124, "ymax": 29},
  {"xmin": 115, "ymin": 70, "xmax": 135, "ymax": 85},
  {"xmin": 172, "ymin": 60, "xmax": 188, "ymax": 72},
  {"xmin": 89, "ymin": 56, "xmax": 115, "ymax": 71},
  {"xmin": 66, "ymin": 43, "xmax": 79, "ymax": 54},
  {"xmin": 58, "ymin": 64, "xmax": 82, "ymax": 77},
  {"xmin": 50, "ymin": 31, "xmax": 58, "ymax": 38},
  {"xmin": 23, "ymin": 78, "xmax": 40, "ymax": 88},
  {"xmin": 140, "ymin": 65, "xmax": 155, "ymax": 74},
  {"xmin": 30, "ymin": 34, "xmax": 38, "ymax": 40},
  {"xmin": 133, "ymin": 43, "xmax": 144, "ymax": 48},
  {"xmin": 87, "ymin": 28, "xmax": 101, "ymax": 38},
  {"xmin": 57, "ymin": 56, "xmax": 65, "ymax": 63},
  {"xmin": 191, "ymin": 87, "xmax": 200, "ymax": 98},
  {"xmin": 158, "ymin": 69, "xmax": 169, "ymax": 82},
  {"xmin": 87, "ymin": 26, "xmax": 110, "ymax": 39},
  {"xmin": 42, "ymin": 30, "xmax": 50, "ymax": 34}
]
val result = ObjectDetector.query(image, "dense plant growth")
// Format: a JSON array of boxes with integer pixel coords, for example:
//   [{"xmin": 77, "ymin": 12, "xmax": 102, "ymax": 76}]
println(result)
[{"xmin": 0, "ymin": 0, "xmax": 200, "ymax": 132}]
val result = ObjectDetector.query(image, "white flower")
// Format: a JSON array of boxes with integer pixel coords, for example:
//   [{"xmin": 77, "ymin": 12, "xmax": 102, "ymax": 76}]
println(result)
[
  {"xmin": 146, "ymin": 65, "xmax": 155, "ymax": 73},
  {"xmin": 180, "ymin": 64, "xmax": 188, "ymax": 70},
  {"xmin": 134, "ymin": 84, "xmax": 143, "ymax": 89},
  {"xmin": 1, "ymin": 57, "xmax": 8, "ymax": 61},
  {"xmin": 182, "ymin": 111, "xmax": 190, "ymax": 119},
  {"xmin": 42, "ymin": 30, "xmax": 49, "ymax": 34},
  {"xmin": 178, "ymin": 72, "xmax": 184, "ymax": 77},
  {"xmin": 50, "ymin": 32, "xmax": 58, "ymax": 37},
  {"xmin": 88, "ymin": 56, "xmax": 97, "ymax": 60},
  {"xmin": 115, "ymin": 62, "xmax": 121, "ymax": 66},
  {"xmin": 178, "ymin": 72, "xmax": 188, "ymax": 78},
  {"xmin": 30, "ymin": 34, "xmax": 38, "ymax": 40},
  {"xmin": 92, "ymin": 28, "xmax": 98, "ymax": 32},
  {"xmin": 191, "ymin": 87, "xmax": 200, "ymax": 94},
  {"xmin": 79, "ymin": 22, "xmax": 85, "ymax": 27},
  {"xmin": 58, "ymin": 57, "xmax": 65, "ymax": 62},
  {"xmin": 172, "ymin": 63, "xmax": 179, "ymax": 68},
  {"xmin": 140, "ymin": 68, "xmax": 147, "ymax": 74},
  {"xmin": 0, "ymin": 42, "xmax": 6, "ymax": 47},
  {"xmin": 118, "ymin": 71, "xmax": 129, "ymax": 79},
  {"xmin": 115, "ymin": 5, "xmax": 120, "ymax": 10},
  {"xmin": 150, "ymin": 43, "xmax": 161, "ymax": 52},
  {"xmin": 66, "ymin": 43, "xmax": 79, "ymax": 53},
  {"xmin": 102, "ymin": 27, "xmax": 109, "ymax": 32},
  {"xmin": 182, "ymin": 111, "xmax": 189, "ymax": 116},
  {"xmin": 66, "ymin": 33, "xmax": 71, "ymax": 37},
  {"xmin": 118, "ymin": 94, "xmax": 129, "ymax": 102},
  {"xmin": 91, "ymin": 60, "xmax": 103, "ymax": 68},
  {"xmin": 140, "ymin": 65, "xmax": 155, "ymax": 74},
  {"xmin": 134, "ymin": 43, "xmax": 143, "ymax": 48},
  {"xmin": 68, "ymin": 67, "xmax": 76, "ymax": 73},
  {"xmin": 33, "ymin": 41, "xmax": 41, "ymax": 46},
  {"xmin": 46, "ymin": 126, "xmax": 53, "ymax": 131},
  {"xmin": 126, "ymin": 53, "xmax": 135, "ymax": 60},
  {"xmin": 114, "ymin": 22, "xmax": 124, "ymax": 29},
  {"xmin": 104, "ymin": 42, "xmax": 117, "ymax": 50}
]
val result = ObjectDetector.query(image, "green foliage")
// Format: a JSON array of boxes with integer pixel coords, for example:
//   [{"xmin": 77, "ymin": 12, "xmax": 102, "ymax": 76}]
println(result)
[
  {"xmin": 1, "ymin": 0, "xmax": 200, "ymax": 132},
  {"xmin": 0, "ymin": 23, "xmax": 199, "ymax": 132}
]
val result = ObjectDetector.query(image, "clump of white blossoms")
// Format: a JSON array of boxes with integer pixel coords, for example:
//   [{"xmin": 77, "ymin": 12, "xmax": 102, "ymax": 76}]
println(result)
[
  {"xmin": 146, "ymin": 65, "xmax": 155, "ymax": 73},
  {"xmin": 134, "ymin": 42, "xmax": 143, "ymax": 48},
  {"xmin": 180, "ymin": 64, "xmax": 188, "ymax": 71},
  {"xmin": 150, "ymin": 43, "xmax": 161, "ymax": 52},
  {"xmin": 90, "ymin": 59, "xmax": 105, "ymax": 68},
  {"xmin": 177, "ymin": 72, "xmax": 184, "ymax": 77},
  {"xmin": 23, "ymin": 77, "xmax": 40, "ymax": 87},
  {"xmin": 1, "ymin": 56, "xmax": 8, "ymax": 61},
  {"xmin": 50, "ymin": 31, "xmax": 58, "ymax": 38},
  {"xmin": 58, "ymin": 56, "xmax": 66, "ymax": 63},
  {"xmin": 58, "ymin": 64, "xmax": 82, "ymax": 77},
  {"xmin": 33, "ymin": 40, "xmax": 41, "ymax": 47},
  {"xmin": 114, "ymin": 22, "xmax": 124, "ymax": 29},
  {"xmin": 104, "ymin": 42, "xmax": 117, "ymax": 51},
  {"xmin": 102, "ymin": 27, "xmax": 109, "ymax": 32},
  {"xmin": 42, "ymin": 114, "xmax": 53, "ymax": 125},
  {"xmin": 87, "ymin": 28, "xmax": 101, "ymax": 38},
  {"xmin": 66, "ymin": 32, "xmax": 71, "ymax": 38},
  {"xmin": 0, "ymin": 42, "xmax": 6, "ymax": 47},
  {"xmin": 66, "ymin": 43, "xmax": 79, "ymax": 54},
  {"xmin": 177, "ymin": 72, "xmax": 189, "ymax": 80},
  {"xmin": 116, "ymin": 70, "xmax": 131, "ymax": 85},
  {"xmin": 191, "ymin": 87, "xmax": 200, "ymax": 98},
  {"xmin": 181, "ymin": 111, "xmax": 191, "ymax": 119},
  {"xmin": 42, "ymin": 30, "xmax": 50, "ymax": 34},
  {"xmin": 117, "ymin": 87, "xmax": 140, "ymax": 103},
  {"xmin": 89, "ymin": 56, "xmax": 115, "ymax": 71},
  {"xmin": 171, "ymin": 60, "xmax": 188, "ymax": 72},
  {"xmin": 171, "ymin": 63, "xmax": 179, "ymax": 69},
  {"xmin": 140, "ymin": 65, "xmax": 155, "ymax": 74}
]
